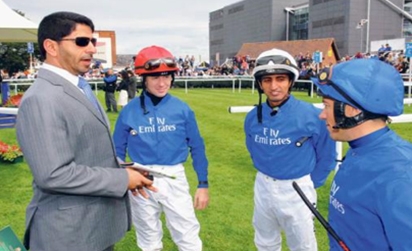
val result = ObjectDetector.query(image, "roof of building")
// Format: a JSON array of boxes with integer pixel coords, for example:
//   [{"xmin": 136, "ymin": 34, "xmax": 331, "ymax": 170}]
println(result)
[{"xmin": 236, "ymin": 37, "xmax": 340, "ymax": 62}]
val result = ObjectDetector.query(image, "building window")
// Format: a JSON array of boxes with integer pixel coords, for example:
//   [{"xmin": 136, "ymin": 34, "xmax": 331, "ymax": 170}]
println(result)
[
  {"xmin": 312, "ymin": 0, "xmax": 336, "ymax": 5},
  {"xmin": 211, "ymin": 24, "xmax": 224, "ymax": 31},
  {"xmin": 228, "ymin": 5, "xmax": 244, "ymax": 15},
  {"xmin": 210, "ymin": 9, "xmax": 224, "ymax": 21},
  {"xmin": 312, "ymin": 16, "xmax": 345, "ymax": 29},
  {"xmin": 211, "ymin": 39, "xmax": 224, "ymax": 46}
]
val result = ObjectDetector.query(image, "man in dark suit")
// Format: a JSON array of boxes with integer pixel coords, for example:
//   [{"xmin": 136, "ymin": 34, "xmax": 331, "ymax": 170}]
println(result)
[
  {"xmin": 103, "ymin": 68, "xmax": 118, "ymax": 112},
  {"xmin": 126, "ymin": 69, "xmax": 138, "ymax": 101},
  {"xmin": 15, "ymin": 11, "xmax": 156, "ymax": 251}
]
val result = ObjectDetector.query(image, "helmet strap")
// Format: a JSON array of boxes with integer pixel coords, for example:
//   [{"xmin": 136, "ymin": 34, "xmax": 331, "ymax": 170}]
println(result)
[
  {"xmin": 139, "ymin": 73, "xmax": 174, "ymax": 114},
  {"xmin": 333, "ymin": 101, "xmax": 387, "ymax": 129},
  {"xmin": 171, "ymin": 73, "xmax": 175, "ymax": 87},
  {"xmin": 139, "ymin": 91, "xmax": 149, "ymax": 115},
  {"xmin": 141, "ymin": 76, "xmax": 147, "ymax": 90},
  {"xmin": 255, "ymin": 77, "xmax": 291, "ymax": 123},
  {"xmin": 257, "ymin": 93, "xmax": 263, "ymax": 123},
  {"xmin": 255, "ymin": 78, "xmax": 263, "ymax": 123},
  {"xmin": 287, "ymin": 76, "xmax": 295, "ymax": 93}
]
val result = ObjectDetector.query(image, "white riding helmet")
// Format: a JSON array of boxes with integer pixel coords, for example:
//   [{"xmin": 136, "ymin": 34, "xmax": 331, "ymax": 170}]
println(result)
[
  {"xmin": 252, "ymin": 48, "xmax": 300, "ymax": 123},
  {"xmin": 253, "ymin": 48, "xmax": 299, "ymax": 82}
]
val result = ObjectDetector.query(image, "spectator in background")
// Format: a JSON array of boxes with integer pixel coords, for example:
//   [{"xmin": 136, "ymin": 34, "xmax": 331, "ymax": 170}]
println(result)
[
  {"xmin": 296, "ymin": 52, "xmax": 305, "ymax": 68},
  {"xmin": 305, "ymin": 51, "xmax": 313, "ymax": 65},
  {"xmin": 378, "ymin": 44, "xmax": 386, "ymax": 56},
  {"xmin": 127, "ymin": 69, "xmax": 138, "ymax": 100},
  {"xmin": 232, "ymin": 65, "xmax": 241, "ymax": 75},
  {"xmin": 103, "ymin": 68, "xmax": 118, "ymax": 112},
  {"xmin": 354, "ymin": 52, "xmax": 363, "ymax": 59},
  {"xmin": 395, "ymin": 55, "xmax": 409, "ymax": 73},
  {"xmin": 241, "ymin": 58, "xmax": 249, "ymax": 75},
  {"xmin": 92, "ymin": 60, "xmax": 103, "ymax": 71},
  {"xmin": 385, "ymin": 43, "xmax": 392, "ymax": 52},
  {"xmin": 384, "ymin": 52, "xmax": 395, "ymax": 66},
  {"xmin": 298, "ymin": 62, "xmax": 315, "ymax": 80},
  {"xmin": 0, "ymin": 69, "xmax": 3, "ymax": 95},
  {"xmin": 190, "ymin": 55, "xmax": 196, "ymax": 69},
  {"xmin": 116, "ymin": 70, "xmax": 129, "ymax": 109}
]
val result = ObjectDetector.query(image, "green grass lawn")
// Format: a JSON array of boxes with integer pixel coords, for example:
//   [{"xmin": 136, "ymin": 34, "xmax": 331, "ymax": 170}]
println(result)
[{"xmin": 1, "ymin": 88, "xmax": 412, "ymax": 250}]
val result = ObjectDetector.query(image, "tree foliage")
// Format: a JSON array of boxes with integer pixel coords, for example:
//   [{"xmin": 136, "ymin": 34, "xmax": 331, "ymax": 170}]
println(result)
[
  {"xmin": 0, "ymin": 10, "xmax": 40, "ymax": 77},
  {"xmin": 0, "ymin": 42, "xmax": 40, "ymax": 76}
]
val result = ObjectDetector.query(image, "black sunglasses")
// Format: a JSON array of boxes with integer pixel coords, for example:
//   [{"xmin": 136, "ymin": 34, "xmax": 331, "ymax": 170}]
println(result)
[
  {"xmin": 59, "ymin": 37, "xmax": 97, "ymax": 47},
  {"xmin": 135, "ymin": 58, "xmax": 177, "ymax": 71}
]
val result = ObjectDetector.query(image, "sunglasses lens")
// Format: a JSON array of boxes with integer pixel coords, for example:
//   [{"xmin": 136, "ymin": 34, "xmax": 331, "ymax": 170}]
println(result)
[
  {"xmin": 75, "ymin": 37, "xmax": 89, "ymax": 47},
  {"xmin": 75, "ymin": 37, "xmax": 96, "ymax": 47},
  {"xmin": 91, "ymin": 38, "xmax": 97, "ymax": 47}
]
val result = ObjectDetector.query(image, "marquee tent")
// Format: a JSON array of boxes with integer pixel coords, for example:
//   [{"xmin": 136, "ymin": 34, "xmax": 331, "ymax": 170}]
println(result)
[{"xmin": 0, "ymin": 0, "xmax": 38, "ymax": 42}]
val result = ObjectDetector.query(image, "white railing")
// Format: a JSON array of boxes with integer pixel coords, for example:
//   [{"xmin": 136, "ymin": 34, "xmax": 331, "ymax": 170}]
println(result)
[
  {"xmin": 3, "ymin": 78, "xmax": 103, "ymax": 96},
  {"xmin": 3, "ymin": 77, "xmax": 412, "ymax": 99},
  {"xmin": 0, "ymin": 107, "xmax": 18, "ymax": 115}
]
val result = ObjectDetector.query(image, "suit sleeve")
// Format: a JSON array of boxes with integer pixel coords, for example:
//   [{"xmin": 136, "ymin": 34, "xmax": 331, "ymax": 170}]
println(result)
[
  {"xmin": 16, "ymin": 93, "xmax": 129, "ymax": 197},
  {"xmin": 113, "ymin": 111, "xmax": 130, "ymax": 161}
]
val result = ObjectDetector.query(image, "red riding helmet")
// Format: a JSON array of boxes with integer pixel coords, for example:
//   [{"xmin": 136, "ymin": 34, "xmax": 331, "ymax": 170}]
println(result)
[{"xmin": 134, "ymin": 45, "xmax": 179, "ymax": 76}]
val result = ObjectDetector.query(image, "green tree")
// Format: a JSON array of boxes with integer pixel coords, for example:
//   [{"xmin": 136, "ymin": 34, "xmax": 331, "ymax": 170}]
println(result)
[
  {"xmin": 0, "ymin": 10, "xmax": 39, "ymax": 77},
  {"xmin": 0, "ymin": 42, "xmax": 40, "ymax": 77}
]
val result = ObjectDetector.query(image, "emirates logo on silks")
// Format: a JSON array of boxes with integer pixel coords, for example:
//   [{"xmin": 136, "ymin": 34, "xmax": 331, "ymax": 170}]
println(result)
[{"xmin": 318, "ymin": 67, "xmax": 332, "ymax": 84}]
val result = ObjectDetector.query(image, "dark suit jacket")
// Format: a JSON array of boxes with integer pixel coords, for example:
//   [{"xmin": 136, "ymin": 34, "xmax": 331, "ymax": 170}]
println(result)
[{"xmin": 16, "ymin": 68, "xmax": 131, "ymax": 251}]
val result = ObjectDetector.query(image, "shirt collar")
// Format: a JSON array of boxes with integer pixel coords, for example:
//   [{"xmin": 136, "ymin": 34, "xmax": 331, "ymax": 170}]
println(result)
[{"xmin": 41, "ymin": 63, "xmax": 81, "ymax": 88}]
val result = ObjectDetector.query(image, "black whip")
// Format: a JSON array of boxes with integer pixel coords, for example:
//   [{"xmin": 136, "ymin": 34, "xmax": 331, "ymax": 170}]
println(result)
[{"xmin": 292, "ymin": 181, "xmax": 351, "ymax": 251}]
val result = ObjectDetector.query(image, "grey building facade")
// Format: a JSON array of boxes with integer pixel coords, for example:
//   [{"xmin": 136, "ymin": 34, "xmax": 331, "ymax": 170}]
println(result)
[
  {"xmin": 309, "ymin": 0, "xmax": 404, "ymax": 57},
  {"xmin": 209, "ymin": 0, "xmax": 409, "ymax": 64},
  {"xmin": 209, "ymin": 0, "xmax": 307, "ymax": 65}
]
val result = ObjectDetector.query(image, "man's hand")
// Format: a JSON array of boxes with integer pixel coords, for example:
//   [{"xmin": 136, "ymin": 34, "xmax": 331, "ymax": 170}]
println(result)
[
  {"xmin": 194, "ymin": 188, "xmax": 209, "ymax": 210},
  {"xmin": 126, "ymin": 168, "xmax": 157, "ymax": 198}
]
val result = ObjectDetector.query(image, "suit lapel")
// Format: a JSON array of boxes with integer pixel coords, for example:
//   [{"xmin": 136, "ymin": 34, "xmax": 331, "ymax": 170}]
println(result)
[{"xmin": 37, "ymin": 69, "xmax": 109, "ymax": 127}]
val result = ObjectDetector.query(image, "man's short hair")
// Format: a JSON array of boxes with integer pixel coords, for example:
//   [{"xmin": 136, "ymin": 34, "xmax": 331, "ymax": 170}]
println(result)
[{"xmin": 38, "ymin": 12, "xmax": 95, "ymax": 61}]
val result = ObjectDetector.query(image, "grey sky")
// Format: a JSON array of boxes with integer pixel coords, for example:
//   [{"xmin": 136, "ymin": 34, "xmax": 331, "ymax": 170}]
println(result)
[{"xmin": 3, "ymin": 0, "xmax": 238, "ymax": 62}]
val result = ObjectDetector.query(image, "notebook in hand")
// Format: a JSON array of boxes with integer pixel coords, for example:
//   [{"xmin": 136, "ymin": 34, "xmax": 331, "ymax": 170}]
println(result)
[{"xmin": 0, "ymin": 226, "xmax": 27, "ymax": 251}]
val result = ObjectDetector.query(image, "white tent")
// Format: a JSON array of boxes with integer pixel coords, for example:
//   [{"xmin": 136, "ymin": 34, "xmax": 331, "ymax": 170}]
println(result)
[{"xmin": 0, "ymin": 0, "xmax": 38, "ymax": 42}]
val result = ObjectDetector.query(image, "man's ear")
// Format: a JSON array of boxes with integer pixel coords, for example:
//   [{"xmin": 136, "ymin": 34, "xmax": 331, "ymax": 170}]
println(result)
[
  {"xmin": 344, "ymin": 104, "xmax": 362, "ymax": 117},
  {"xmin": 43, "ymin": 39, "xmax": 58, "ymax": 57}
]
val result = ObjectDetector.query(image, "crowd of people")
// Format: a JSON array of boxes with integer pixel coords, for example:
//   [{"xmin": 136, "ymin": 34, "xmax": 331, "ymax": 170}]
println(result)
[
  {"xmin": 172, "ymin": 45, "xmax": 410, "ymax": 78},
  {"xmin": 298, "ymin": 44, "xmax": 409, "ymax": 81},
  {"xmin": 2, "ymin": 42, "xmax": 409, "ymax": 83}
]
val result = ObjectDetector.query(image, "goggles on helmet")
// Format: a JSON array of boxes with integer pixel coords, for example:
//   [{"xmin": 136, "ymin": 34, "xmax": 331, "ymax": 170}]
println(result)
[
  {"xmin": 255, "ymin": 55, "xmax": 297, "ymax": 68},
  {"xmin": 135, "ymin": 58, "xmax": 177, "ymax": 71}
]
